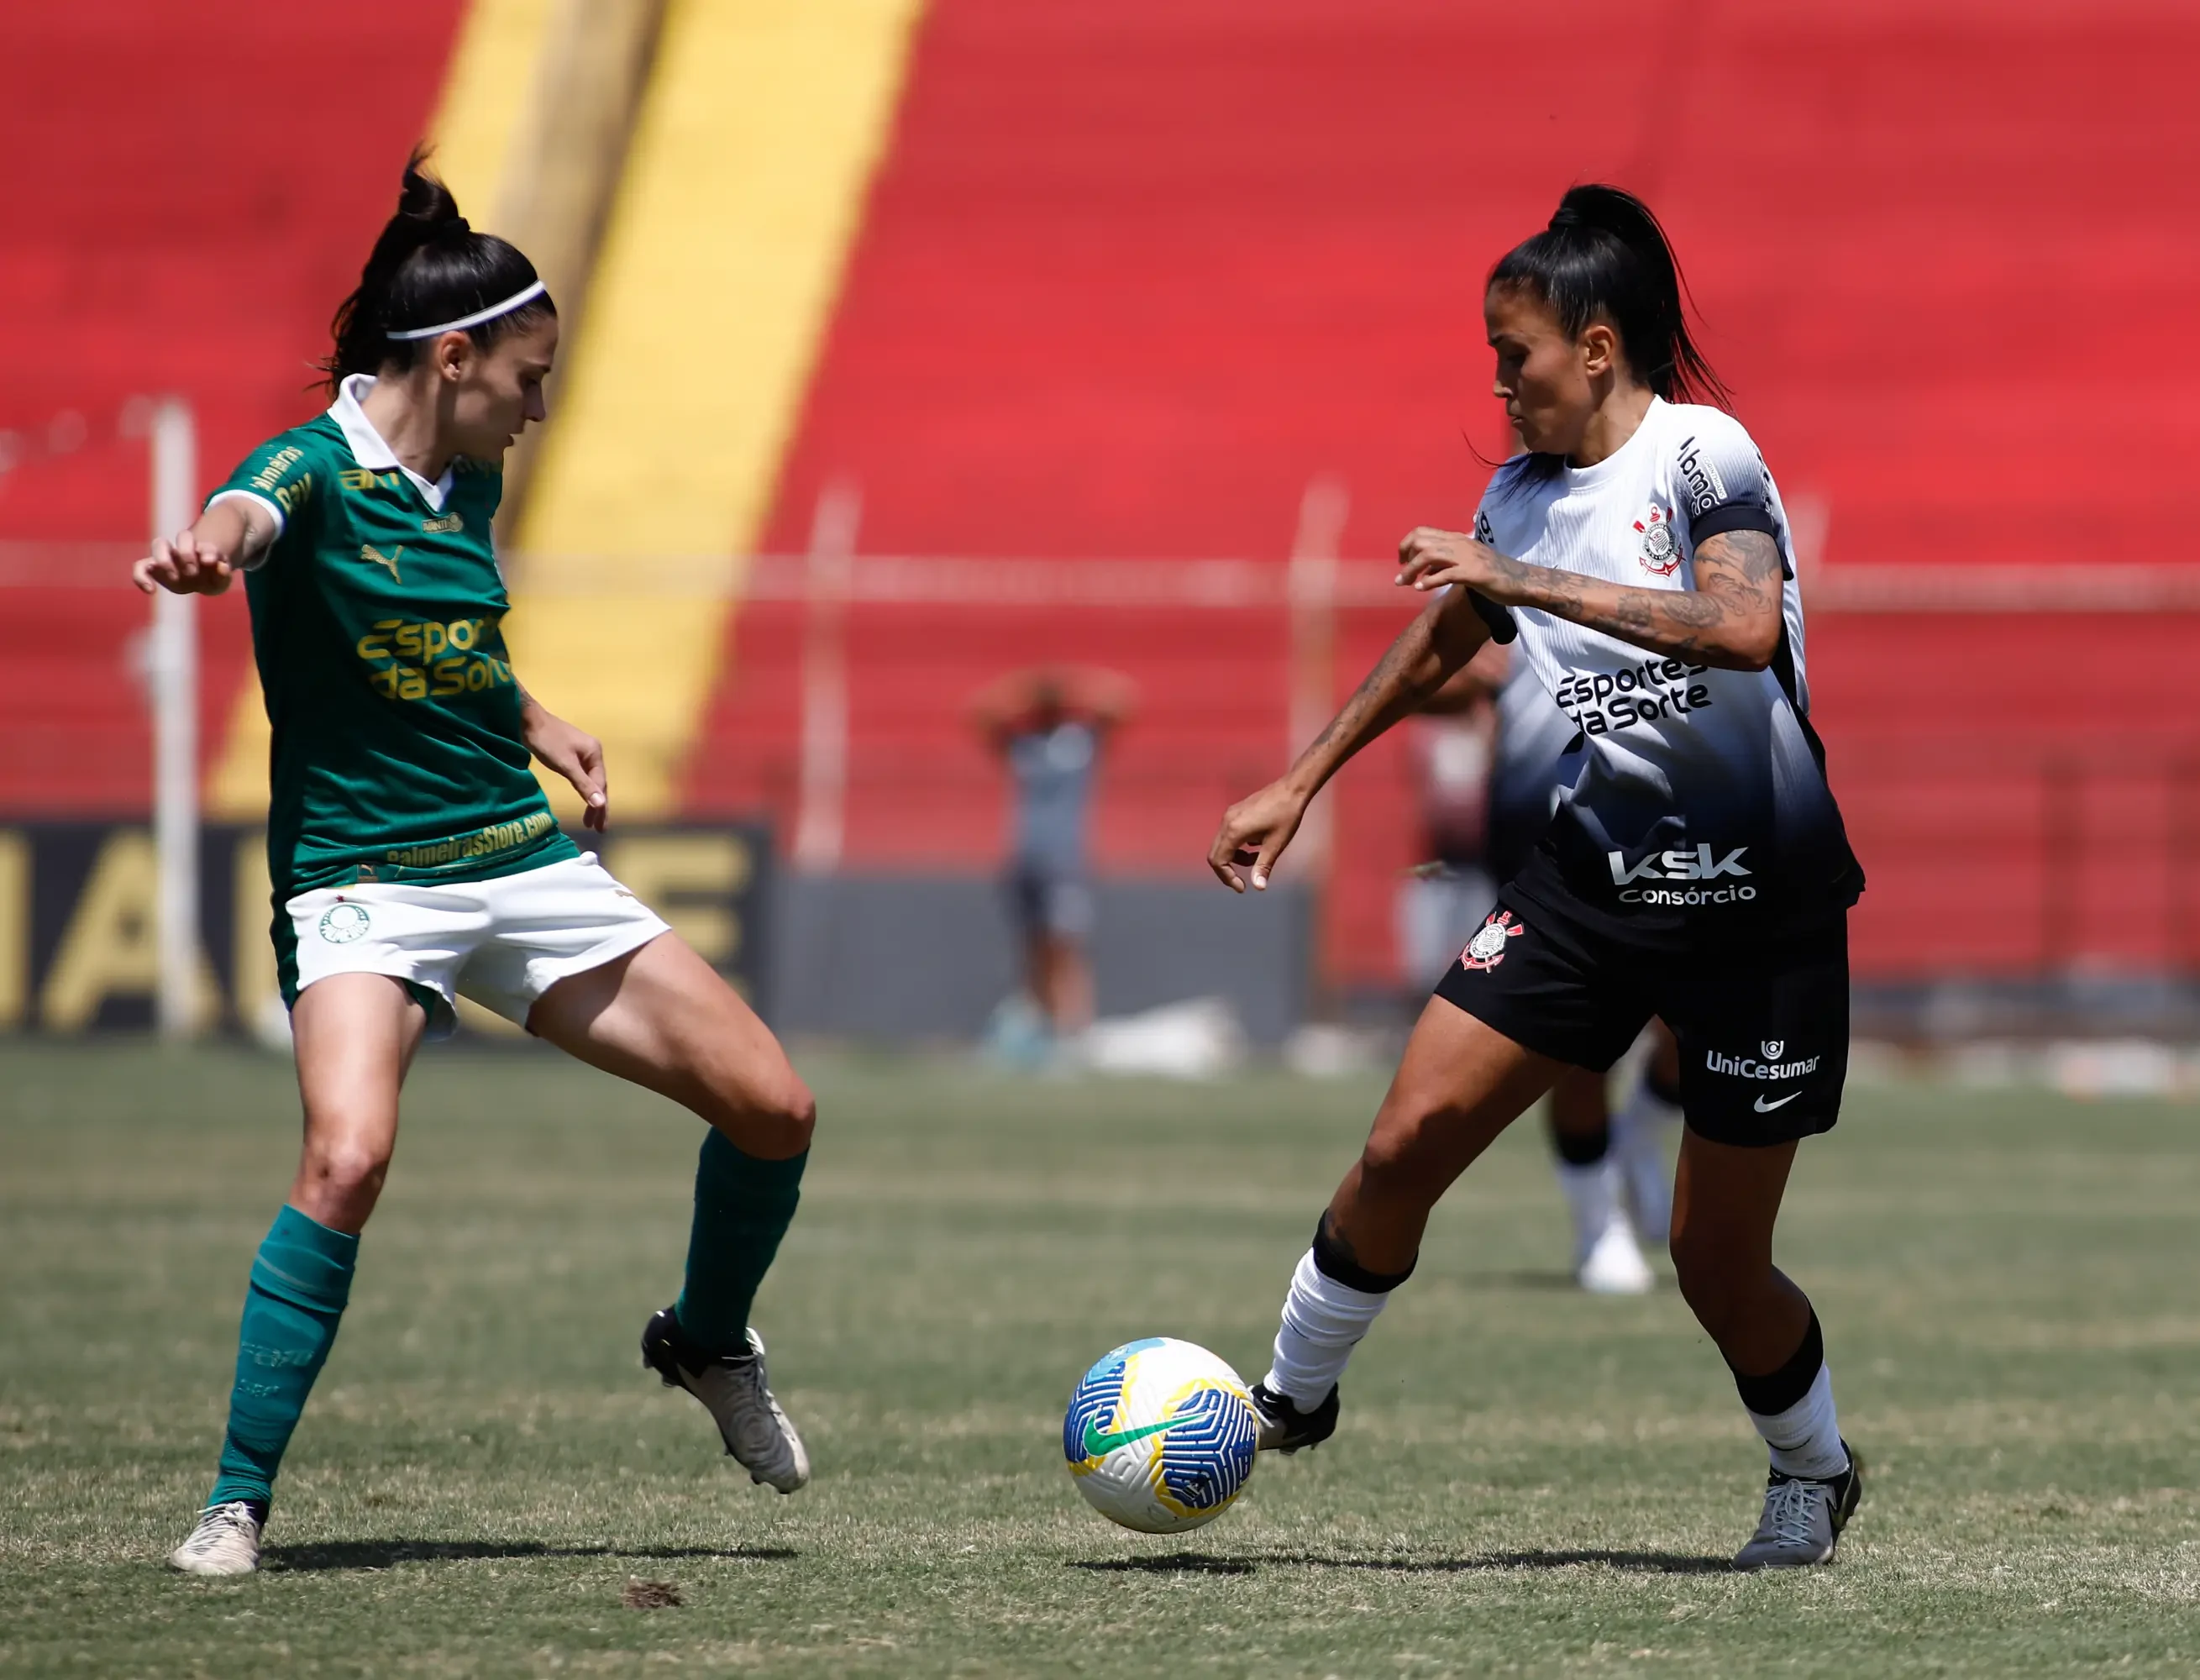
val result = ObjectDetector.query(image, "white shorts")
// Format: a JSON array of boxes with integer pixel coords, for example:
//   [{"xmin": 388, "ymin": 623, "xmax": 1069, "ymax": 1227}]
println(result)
[{"xmin": 285, "ymin": 853, "xmax": 671, "ymax": 1038}]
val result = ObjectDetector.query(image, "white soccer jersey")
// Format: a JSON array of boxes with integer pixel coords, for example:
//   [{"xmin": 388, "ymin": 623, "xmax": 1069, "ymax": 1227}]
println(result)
[
  {"xmin": 1485, "ymin": 653, "xmax": 1583, "ymax": 876},
  {"xmin": 1471, "ymin": 397, "xmax": 1861, "ymax": 934}
]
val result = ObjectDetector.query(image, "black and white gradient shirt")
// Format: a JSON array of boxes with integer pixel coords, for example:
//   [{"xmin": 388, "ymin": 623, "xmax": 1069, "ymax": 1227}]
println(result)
[{"xmin": 1473, "ymin": 397, "xmax": 1862, "ymax": 937}]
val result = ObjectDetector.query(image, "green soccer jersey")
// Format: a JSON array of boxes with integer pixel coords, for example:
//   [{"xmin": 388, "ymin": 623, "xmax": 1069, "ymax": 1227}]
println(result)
[{"xmin": 210, "ymin": 375, "xmax": 577, "ymax": 903}]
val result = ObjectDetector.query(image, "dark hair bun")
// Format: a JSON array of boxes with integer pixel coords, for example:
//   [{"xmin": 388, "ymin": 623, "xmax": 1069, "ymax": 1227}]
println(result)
[
  {"xmin": 318, "ymin": 148, "xmax": 552, "ymax": 391},
  {"xmin": 1492, "ymin": 182, "xmax": 1729, "ymax": 408}
]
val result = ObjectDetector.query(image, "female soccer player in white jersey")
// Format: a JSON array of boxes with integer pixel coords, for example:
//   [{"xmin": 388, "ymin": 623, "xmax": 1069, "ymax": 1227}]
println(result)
[
  {"xmin": 141, "ymin": 156, "xmax": 815, "ymax": 1576},
  {"xmin": 1209, "ymin": 184, "xmax": 1867, "ymax": 1569}
]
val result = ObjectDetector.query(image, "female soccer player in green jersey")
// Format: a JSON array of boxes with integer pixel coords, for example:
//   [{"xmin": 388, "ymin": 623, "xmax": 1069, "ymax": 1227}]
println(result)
[{"xmin": 140, "ymin": 155, "xmax": 815, "ymax": 1577}]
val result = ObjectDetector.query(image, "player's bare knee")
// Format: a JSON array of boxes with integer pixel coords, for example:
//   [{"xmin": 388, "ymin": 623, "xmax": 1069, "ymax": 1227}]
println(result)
[
  {"xmin": 769, "ymin": 1075, "xmax": 817, "ymax": 1152},
  {"xmin": 297, "ymin": 1140, "xmax": 391, "ymax": 1224},
  {"xmin": 708, "ymin": 1063, "xmax": 814, "ymax": 1157}
]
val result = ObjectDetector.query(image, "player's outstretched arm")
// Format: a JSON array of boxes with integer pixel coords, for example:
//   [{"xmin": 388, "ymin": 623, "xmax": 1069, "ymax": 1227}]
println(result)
[
  {"xmin": 131, "ymin": 498, "xmax": 273, "ymax": 596},
  {"xmin": 1394, "ymin": 525, "xmax": 1783, "ymax": 672},
  {"xmin": 518, "ymin": 686, "xmax": 610, "ymax": 832},
  {"xmin": 1207, "ymin": 585, "xmax": 1489, "ymax": 893}
]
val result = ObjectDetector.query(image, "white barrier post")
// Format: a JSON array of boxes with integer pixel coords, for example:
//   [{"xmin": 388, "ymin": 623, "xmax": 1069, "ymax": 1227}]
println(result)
[
  {"xmin": 1287, "ymin": 474, "xmax": 1348, "ymax": 877},
  {"xmin": 149, "ymin": 397, "xmax": 199, "ymax": 1039}
]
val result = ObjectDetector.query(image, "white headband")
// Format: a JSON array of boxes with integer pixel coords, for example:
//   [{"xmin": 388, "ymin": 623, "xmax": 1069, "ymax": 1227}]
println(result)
[{"xmin": 384, "ymin": 280, "xmax": 549, "ymax": 341}]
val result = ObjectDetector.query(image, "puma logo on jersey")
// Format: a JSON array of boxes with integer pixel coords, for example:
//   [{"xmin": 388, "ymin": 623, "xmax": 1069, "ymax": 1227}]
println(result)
[{"xmin": 361, "ymin": 544, "xmax": 403, "ymax": 582}]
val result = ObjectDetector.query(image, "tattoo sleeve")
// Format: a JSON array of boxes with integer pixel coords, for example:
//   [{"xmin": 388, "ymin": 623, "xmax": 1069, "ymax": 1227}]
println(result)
[
  {"xmin": 1483, "ymin": 528, "xmax": 1783, "ymax": 669},
  {"xmin": 1287, "ymin": 588, "xmax": 1490, "ymax": 793}
]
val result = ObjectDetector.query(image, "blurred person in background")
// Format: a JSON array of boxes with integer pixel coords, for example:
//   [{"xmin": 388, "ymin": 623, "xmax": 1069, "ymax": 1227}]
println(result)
[
  {"xmin": 970, "ymin": 665, "xmax": 1136, "ymax": 1062},
  {"xmin": 1409, "ymin": 650, "xmax": 1680, "ymax": 1294},
  {"xmin": 1487, "ymin": 654, "xmax": 1682, "ymax": 1294},
  {"xmin": 1397, "ymin": 659, "xmax": 1501, "ymax": 988},
  {"xmin": 139, "ymin": 154, "xmax": 816, "ymax": 1578}
]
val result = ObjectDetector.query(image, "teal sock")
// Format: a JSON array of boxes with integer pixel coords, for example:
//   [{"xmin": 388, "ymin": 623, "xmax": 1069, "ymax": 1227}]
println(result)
[
  {"xmin": 206, "ymin": 1205, "xmax": 358, "ymax": 1510},
  {"xmin": 674, "ymin": 1131, "xmax": 806, "ymax": 1357}
]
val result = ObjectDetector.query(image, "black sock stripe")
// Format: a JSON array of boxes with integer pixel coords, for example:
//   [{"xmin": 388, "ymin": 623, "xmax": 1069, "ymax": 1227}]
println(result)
[
  {"xmin": 1310, "ymin": 1213, "xmax": 1415, "ymax": 1294},
  {"xmin": 1729, "ymin": 1308, "xmax": 1825, "ymax": 1415},
  {"xmin": 1551, "ymin": 1122, "xmax": 1612, "ymax": 1167}
]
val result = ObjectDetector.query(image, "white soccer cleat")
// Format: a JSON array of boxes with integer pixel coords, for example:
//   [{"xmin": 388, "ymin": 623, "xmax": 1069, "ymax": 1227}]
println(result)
[
  {"xmin": 1574, "ymin": 1215, "xmax": 1654, "ymax": 1295},
  {"xmin": 1733, "ymin": 1452, "xmax": 1864, "ymax": 1570},
  {"xmin": 642, "ymin": 1312, "xmax": 811, "ymax": 1494},
  {"xmin": 167, "ymin": 1500, "xmax": 263, "ymax": 1576}
]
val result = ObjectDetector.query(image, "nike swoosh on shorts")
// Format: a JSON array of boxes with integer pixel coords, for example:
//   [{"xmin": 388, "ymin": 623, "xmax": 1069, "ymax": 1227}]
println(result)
[{"xmin": 1754, "ymin": 1090, "xmax": 1802, "ymax": 1112}]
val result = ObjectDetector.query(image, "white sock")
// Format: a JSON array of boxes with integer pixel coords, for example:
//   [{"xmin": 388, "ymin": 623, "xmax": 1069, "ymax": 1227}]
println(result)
[
  {"xmin": 1609, "ymin": 1072, "xmax": 1679, "ymax": 1244},
  {"xmin": 1554, "ymin": 1159, "xmax": 1619, "ymax": 1261},
  {"xmin": 1615, "ymin": 1066, "xmax": 1683, "ymax": 1135},
  {"xmin": 1263, "ymin": 1247, "xmax": 1394, "ymax": 1407},
  {"xmin": 1746, "ymin": 1363, "xmax": 1849, "ymax": 1480}
]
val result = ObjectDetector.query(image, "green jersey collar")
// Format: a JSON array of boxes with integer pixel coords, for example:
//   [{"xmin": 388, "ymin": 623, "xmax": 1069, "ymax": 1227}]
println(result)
[{"xmin": 332, "ymin": 375, "xmax": 456, "ymax": 512}]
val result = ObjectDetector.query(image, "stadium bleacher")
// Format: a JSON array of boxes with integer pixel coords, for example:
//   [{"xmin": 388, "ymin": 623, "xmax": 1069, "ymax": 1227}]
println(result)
[
  {"xmin": 0, "ymin": 0, "xmax": 464, "ymax": 813},
  {"xmin": 8, "ymin": 0, "xmax": 2198, "ymax": 986},
  {"xmin": 722, "ymin": 0, "xmax": 2200, "ymax": 984}
]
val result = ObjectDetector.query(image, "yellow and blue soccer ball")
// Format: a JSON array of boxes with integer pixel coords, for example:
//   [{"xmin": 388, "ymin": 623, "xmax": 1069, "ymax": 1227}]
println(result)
[{"xmin": 1063, "ymin": 1336, "xmax": 1261, "ymax": 1533}]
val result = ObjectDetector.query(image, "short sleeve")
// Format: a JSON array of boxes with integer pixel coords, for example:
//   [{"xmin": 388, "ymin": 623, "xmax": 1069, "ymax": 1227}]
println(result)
[
  {"xmin": 206, "ymin": 433, "xmax": 321, "ymax": 568},
  {"xmin": 1671, "ymin": 412, "xmax": 1777, "ymax": 543}
]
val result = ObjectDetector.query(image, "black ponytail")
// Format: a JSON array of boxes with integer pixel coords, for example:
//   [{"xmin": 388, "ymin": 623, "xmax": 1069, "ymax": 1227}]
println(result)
[
  {"xmin": 1489, "ymin": 183, "xmax": 1730, "ymax": 408},
  {"xmin": 319, "ymin": 147, "xmax": 554, "ymax": 393}
]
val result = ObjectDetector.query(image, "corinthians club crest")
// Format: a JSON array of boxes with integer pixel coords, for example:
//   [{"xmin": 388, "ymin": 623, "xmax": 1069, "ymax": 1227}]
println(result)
[
  {"xmin": 1634, "ymin": 504, "xmax": 1679, "ymax": 576},
  {"xmin": 1459, "ymin": 910, "xmax": 1525, "ymax": 971}
]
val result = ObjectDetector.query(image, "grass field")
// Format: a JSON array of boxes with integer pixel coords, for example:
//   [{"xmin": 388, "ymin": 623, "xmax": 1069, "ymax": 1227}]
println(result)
[{"xmin": 4, "ymin": 1042, "xmax": 2200, "ymax": 1677}]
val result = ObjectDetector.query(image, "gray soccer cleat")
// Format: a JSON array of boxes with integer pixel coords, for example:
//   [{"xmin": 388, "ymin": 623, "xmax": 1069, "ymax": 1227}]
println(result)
[
  {"xmin": 167, "ymin": 1499, "xmax": 263, "ymax": 1576},
  {"xmin": 642, "ymin": 1310, "xmax": 811, "ymax": 1493},
  {"xmin": 1733, "ymin": 1449, "xmax": 1864, "ymax": 1570}
]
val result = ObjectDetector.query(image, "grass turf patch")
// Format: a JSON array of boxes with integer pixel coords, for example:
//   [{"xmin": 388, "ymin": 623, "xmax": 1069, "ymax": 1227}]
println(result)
[{"xmin": 3, "ymin": 1041, "xmax": 2198, "ymax": 1676}]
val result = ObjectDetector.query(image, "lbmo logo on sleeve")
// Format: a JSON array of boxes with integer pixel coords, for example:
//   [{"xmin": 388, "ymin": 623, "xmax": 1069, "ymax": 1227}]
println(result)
[
  {"xmin": 1675, "ymin": 436, "xmax": 1730, "ymax": 516},
  {"xmin": 1607, "ymin": 844, "xmax": 1757, "ymax": 906}
]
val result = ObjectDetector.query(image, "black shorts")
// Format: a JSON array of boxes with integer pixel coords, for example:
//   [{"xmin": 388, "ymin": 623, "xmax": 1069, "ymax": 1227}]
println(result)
[
  {"xmin": 1431, "ymin": 886, "xmax": 1849, "ymax": 1147},
  {"xmin": 1007, "ymin": 864, "xmax": 1095, "ymax": 940}
]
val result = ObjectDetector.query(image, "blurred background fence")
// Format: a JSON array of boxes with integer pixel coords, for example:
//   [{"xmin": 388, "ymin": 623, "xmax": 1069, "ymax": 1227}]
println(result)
[
  {"xmin": 11, "ymin": 534, "xmax": 2200, "ymax": 1039},
  {"xmin": 8, "ymin": 0, "xmax": 2199, "ymax": 1042}
]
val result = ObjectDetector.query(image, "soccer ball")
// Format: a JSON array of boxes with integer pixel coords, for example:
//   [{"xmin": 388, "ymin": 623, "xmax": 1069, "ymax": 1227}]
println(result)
[{"xmin": 1062, "ymin": 1336, "xmax": 1261, "ymax": 1533}]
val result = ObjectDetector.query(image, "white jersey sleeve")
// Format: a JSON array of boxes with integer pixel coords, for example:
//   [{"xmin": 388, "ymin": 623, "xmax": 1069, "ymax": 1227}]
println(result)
[{"xmin": 1670, "ymin": 406, "xmax": 1782, "ymax": 549}]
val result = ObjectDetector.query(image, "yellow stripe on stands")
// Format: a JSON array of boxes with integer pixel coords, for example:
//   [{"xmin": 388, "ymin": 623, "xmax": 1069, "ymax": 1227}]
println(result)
[
  {"xmin": 509, "ymin": 0, "xmax": 927, "ymax": 820},
  {"xmin": 424, "ymin": 0, "xmax": 557, "ymax": 216},
  {"xmin": 207, "ymin": 0, "xmax": 559, "ymax": 818}
]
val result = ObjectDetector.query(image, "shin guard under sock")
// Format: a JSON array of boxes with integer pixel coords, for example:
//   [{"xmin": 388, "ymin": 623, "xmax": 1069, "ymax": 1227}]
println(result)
[
  {"xmin": 207, "ymin": 1205, "xmax": 359, "ymax": 1510},
  {"xmin": 1264, "ymin": 1215, "xmax": 1414, "ymax": 1407},
  {"xmin": 674, "ymin": 1131, "xmax": 807, "ymax": 1357}
]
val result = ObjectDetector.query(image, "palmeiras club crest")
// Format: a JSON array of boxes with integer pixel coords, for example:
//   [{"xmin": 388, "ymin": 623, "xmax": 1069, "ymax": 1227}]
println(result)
[
  {"xmin": 1635, "ymin": 505, "xmax": 1679, "ymax": 576},
  {"xmin": 1460, "ymin": 910, "xmax": 1525, "ymax": 971}
]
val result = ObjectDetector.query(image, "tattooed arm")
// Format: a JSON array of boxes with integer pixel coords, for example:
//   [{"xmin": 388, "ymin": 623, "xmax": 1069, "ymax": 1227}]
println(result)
[
  {"xmin": 1392, "ymin": 525, "xmax": 1785, "ymax": 672},
  {"xmin": 1207, "ymin": 585, "xmax": 1491, "ymax": 891}
]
